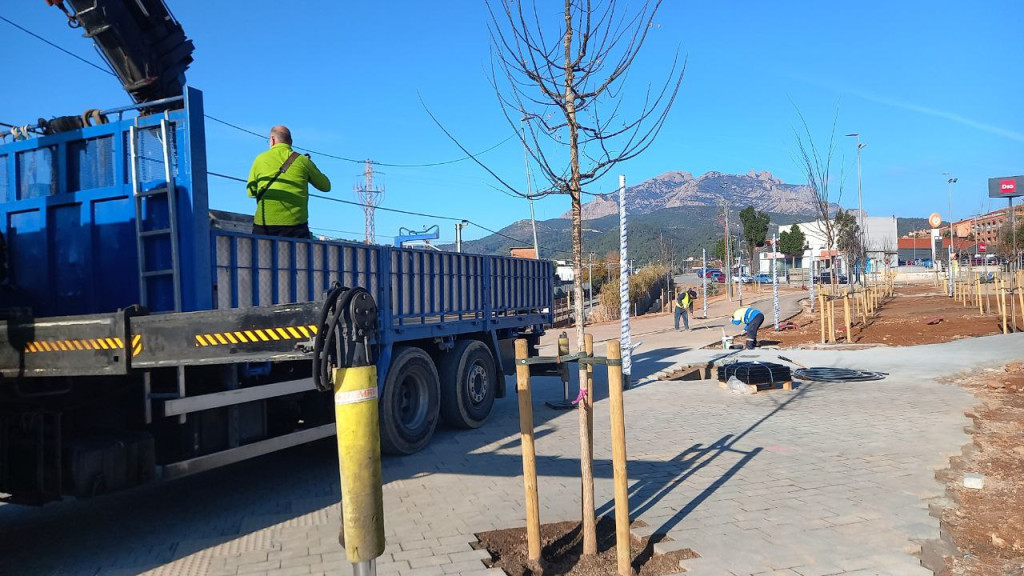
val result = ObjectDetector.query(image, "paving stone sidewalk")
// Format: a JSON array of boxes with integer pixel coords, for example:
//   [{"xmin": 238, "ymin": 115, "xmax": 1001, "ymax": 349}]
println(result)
[{"xmin": 1, "ymin": 328, "xmax": 1020, "ymax": 575}]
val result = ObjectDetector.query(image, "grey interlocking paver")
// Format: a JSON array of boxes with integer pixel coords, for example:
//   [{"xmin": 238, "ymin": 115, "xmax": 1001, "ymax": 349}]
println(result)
[
  {"xmin": 441, "ymin": 560, "xmax": 490, "ymax": 574},
  {"xmin": 265, "ymin": 566, "xmax": 312, "ymax": 576},
  {"xmin": 1, "ymin": 290, "xmax": 1022, "ymax": 575}
]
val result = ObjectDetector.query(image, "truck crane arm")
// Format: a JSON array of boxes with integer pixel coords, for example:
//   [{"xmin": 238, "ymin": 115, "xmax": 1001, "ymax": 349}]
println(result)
[{"xmin": 46, "ymin": 0, "xmax": 194, "ymax": 105}]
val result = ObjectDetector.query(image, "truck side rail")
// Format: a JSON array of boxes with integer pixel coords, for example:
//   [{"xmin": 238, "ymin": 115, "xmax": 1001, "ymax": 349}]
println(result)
[{"xmin": 212, "ymin": 230, "xmax": 554, "ymax": 339}]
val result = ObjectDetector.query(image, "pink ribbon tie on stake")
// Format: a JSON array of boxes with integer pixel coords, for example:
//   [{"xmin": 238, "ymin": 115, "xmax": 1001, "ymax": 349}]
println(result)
[{"xmin": 572, "ymin": 387, "xmax": 588, "ymax": 405}]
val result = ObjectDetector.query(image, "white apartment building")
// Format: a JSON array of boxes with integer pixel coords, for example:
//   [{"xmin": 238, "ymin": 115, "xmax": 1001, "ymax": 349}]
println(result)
[{"xmin": 763, "ymin": 216, "xmax": 898, "ymax": 274}]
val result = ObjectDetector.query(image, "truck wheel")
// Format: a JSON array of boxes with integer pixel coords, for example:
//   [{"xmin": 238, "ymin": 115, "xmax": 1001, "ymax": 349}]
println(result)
[
  {"xmin": 379, "ymin": 346, "xmax": 440, "ymax": 455},
  {"xmin": 439, "ymin": 340, "xmax": 496, "ymax": 429}
]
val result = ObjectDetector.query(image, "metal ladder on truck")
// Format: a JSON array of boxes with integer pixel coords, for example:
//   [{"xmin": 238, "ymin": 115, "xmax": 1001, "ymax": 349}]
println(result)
[
  {"xmin": 129, "ymin": 118, "xmax": 183, "ymax": 312},
  {"xmin": 128, "ymin": 118, "xmax": 186, "ymax": 424}
]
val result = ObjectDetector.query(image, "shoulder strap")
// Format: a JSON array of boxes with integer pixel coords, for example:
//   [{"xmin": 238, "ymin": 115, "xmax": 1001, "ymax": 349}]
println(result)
[{"xmin": 255, "ymin": 151, "xmax": 301, "ymax": 204}]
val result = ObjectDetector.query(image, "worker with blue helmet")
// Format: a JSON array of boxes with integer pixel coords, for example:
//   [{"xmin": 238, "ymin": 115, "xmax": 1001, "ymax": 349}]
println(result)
[{"xmin": 731, "ymin": 306, "xmax": 765, "ymax": 349}]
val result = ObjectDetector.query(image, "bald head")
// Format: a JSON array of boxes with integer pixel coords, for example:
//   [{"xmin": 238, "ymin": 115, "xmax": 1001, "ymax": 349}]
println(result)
[{"xmin": 269, "ymin": 125, "xmax": 292, "ymax": 146}]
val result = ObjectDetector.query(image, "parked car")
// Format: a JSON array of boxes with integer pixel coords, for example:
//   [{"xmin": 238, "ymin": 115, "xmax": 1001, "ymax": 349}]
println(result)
[
  {"xmin": 813, "ymin": 272, "xmax": 849, "ymax": 284},
  {"xmin": 732, "ymin": 274, "xmax": 754, "ymax": 284},
  {"xmin": 697, "ymin": 268, "xmax": 722, "ymax": 278},
  {"xmin": 753, "ymin": 273, "xmax": 773, "ymax": 283},
  {"xmin": 707, "ymin": 270, "xmax": 726, "ymax": 283}
]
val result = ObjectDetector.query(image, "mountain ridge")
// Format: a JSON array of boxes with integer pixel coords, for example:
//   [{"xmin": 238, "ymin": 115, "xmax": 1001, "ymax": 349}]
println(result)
[
  {"xmin": 564, "ymin": 169, "xmax": 825, "ymax": 220},
  {"xmin": 451, "ymin": 169, "xmax": 927, "ymax": 264}
]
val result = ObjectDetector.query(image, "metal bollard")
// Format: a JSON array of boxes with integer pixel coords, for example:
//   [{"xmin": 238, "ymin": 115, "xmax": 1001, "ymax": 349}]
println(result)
[
  {"xmin": 314, "ymin": 285, "xmax": 386, "ymax": 576},
  {"xmin": 546, "ymin": 332, "xmax": 574, "ymax": 410},
  {"xmin": 334, "ymin": 365, "xmax": 386, "ymax": 576}
]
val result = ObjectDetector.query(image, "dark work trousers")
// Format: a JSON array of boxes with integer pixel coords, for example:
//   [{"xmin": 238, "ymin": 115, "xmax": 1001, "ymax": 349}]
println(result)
[
  {"xmin": 745, "ymin": 312, "xmax": 765, "ymax": 349},
  {"xmin": 252, "ymin": 222, "xmax": 311, "ymax": 239},
  {"xmin": 674, "ymin": 306, "xmax": 689, "ymax": 330}
]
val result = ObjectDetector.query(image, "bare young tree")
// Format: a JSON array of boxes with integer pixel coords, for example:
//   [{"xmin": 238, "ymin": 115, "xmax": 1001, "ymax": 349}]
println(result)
[
  {"xmin": 487, "ymin": 0, "xmax": 684, "ymax": 555},
  {"xmin": 794, "ymin": 109, "xmax": 845, "ymax": 288}
]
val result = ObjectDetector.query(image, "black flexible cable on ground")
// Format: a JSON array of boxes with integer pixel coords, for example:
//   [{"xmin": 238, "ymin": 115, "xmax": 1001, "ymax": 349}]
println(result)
[
  {"xmin": 792, "ymin": 367, "xmax": 887, "ymax": 382},
  {"xmin": 717, "ymin": 362, "xmax": 791, "ymax": 385}
]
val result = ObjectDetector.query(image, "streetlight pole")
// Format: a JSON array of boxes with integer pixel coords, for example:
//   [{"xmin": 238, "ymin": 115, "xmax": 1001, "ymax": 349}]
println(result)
[
  {"xmin": 521, "ymin": 117, "xmax": 540, "ymax": 259},
  {"xmin": 587, "ymin": 253, "xmax": 594, "ymax": 319},
  {"xmin": 455, "ymin": 220, "xmax": 469, "ymax": 253},
  {"xmin": 845, "ymin": 133, "xmax": 866, "ymax": 284},
  {"xmin": 721, "ymin": 199, "xmax": 733, "ymax": 301},
  {"xmin": 944, "ymin": 175, "xmax": 958, "ymax": 297},
  {"xmin": 737, "ymin": 253, "xmax": 743, "ymax": 306}
]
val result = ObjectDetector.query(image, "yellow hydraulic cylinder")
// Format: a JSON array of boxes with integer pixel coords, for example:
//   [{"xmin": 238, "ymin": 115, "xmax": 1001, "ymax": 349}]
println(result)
[{"xmin": 333, "ymin": 366, "xmax": 386, "ymax": 566}]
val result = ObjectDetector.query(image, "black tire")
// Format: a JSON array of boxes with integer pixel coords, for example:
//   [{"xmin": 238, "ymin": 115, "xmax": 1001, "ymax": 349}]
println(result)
[
  {"xmin": 439, "ymin": 340, "xmax": 497, "ymax": 429},
  {"xmin": 379, "ymin": 346, "xmax": 441, "ymax": 455}
]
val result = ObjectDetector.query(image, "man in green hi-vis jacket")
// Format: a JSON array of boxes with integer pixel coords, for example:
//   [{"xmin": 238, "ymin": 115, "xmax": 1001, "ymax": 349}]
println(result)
[{"xmin": 246, "ymin": 125, "xmax": 331, "ymax": 238}]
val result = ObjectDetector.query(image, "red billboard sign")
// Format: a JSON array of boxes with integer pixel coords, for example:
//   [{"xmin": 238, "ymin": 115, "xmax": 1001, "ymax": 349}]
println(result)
[
  {"xmin": 979, "ymin": 241, "xmax": 987, "ymax": 253},
  {"xmin": 989, "ymin": 176, "xmax": 1024, "ymax": 198}
]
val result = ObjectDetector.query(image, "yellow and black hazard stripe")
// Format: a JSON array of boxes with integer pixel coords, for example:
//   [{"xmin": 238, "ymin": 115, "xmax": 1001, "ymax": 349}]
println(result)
[
  {"xmin": 25, "ymin": 337, "xmax": 128, "ymax": 354},
  {"xmin": 194, "ymin": 325, "xmax": 318, "ymax": 347},
  {"xmin": 131, "ymin": 334, "xmax": 142, "ymax": 357}
]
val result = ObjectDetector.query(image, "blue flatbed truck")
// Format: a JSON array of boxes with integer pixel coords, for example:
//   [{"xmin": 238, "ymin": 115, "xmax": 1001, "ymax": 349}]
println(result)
[{"xmin": 0, "ymin": 88, "xmax": 553, "ymax": 504}]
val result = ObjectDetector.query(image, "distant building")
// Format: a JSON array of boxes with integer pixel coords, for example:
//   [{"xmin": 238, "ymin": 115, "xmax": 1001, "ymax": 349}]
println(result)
[
  {"xmin": 951, "ymin": 205, "xmax": 1024, "ymax": 246},
  {"xmin": 766, "ymin": 216, "xmax": 898, "ymax": 274},
  {"xmin": 553, "ymin": 261, "xmax": 575, "ymax": 283},
  {"xmin": 896, "ymin": 236, "xmax": 973, "ymax": 264},
  {"xmin": 509, "ymin": 247, "xmax": 537, "ymax": 259}
]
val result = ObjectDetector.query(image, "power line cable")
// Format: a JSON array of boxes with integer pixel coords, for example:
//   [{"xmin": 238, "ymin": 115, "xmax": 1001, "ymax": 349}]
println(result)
[
  {"xmin": 207, "ymin": 171, "xmax": 246, "ymax": 183},
  {"xmin": 208, "ymin": 170, "xmax": 551, "ymax": 252},
  {"xmin": 3, "ymin": 15, "xmax": 514, "ymax": 170},
  {"xmin": 205, "ymin": 114, "xmax": 514, "ymax": 168},
  {"xmin": 311, "ymin": 226, "xmax": 394, "ymax": 239},
  {"xmin": 0, "ymin": 14, "xmax": 116, "ymax": 77},
  {"xmin": 6, "ymin": 15, "xmax": 569, "ymax": 255}
]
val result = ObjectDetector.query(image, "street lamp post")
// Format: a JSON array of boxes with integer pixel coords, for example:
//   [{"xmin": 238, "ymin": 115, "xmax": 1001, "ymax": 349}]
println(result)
[
  {"xmin": 520, "ymin": 117, "xmax": 540, "ymax": 259},
  {"xmin": 944, "ymin": 175, "xmax": 958, "ymax": 297},
  {"xmin": 455, "ymin": 220, "xmax": 469, "ymax": 253},
  {"xmin": 845, "ymin": 133, "xmax": 866, "ymax": 284}
]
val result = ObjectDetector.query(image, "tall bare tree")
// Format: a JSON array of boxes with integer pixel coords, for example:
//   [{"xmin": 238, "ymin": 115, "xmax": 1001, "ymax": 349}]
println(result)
[
  {"xmin": 487, "ymin": 0, "xmax": 684, "ymax": 555},
  {"xmin": 794, "ymin": 109, "xmax": 845, "ymax": 287}
]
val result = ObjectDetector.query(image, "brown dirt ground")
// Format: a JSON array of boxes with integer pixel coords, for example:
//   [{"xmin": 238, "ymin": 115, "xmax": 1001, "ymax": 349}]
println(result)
[
  {"xmin": 759, "ymin": 284, "xmax": 1014, "ymax": 348},
  {"xmin": 473, "ymin": 517, "xmax": 698, "ymax": 576},
  {"xmin": 939, "ymin": 362, "xmax": 1024, "ymax": 575}
]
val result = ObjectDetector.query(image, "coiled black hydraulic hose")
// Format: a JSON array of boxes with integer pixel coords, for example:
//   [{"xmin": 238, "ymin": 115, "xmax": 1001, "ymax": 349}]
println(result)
[
  {"xmin": 312, "ymin": 283, "xmax": 378, "ymax": 392},
  {"xmin": 792, "ymin": 367, "xmax": 887, "ymax": 382}
]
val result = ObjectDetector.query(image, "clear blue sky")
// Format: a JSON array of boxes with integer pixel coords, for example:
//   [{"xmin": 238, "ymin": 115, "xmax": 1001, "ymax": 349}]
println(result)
[{"xmin": 2, "ymin": 2, "xmax": 1021, "ymax": 243}]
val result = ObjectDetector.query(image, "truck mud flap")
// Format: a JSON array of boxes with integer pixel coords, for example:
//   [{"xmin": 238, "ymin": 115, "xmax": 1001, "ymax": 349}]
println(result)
[{"xmin": 0, "ymin": 309, "xmax": 133, "ymax": 378}]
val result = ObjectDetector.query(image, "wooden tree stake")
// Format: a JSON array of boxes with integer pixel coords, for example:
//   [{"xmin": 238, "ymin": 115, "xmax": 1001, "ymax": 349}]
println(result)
[
  {"xmin": 606, "ymin": 340, "xmax": 631, "ymax": 576},
  {"xmin": 1001, "ymin": 289, "xmax": 1008, "ymax": 334},
  {"xmin": 585, "ymin": 333, "xmax": 594, "ymax": 456},
  {"xmin": 1018, "ymin": 288, "xmax": 1024, "ymax": 331},
  {"xmin": 843, "ymin": 294, "xmax": 852, "ymax": 343},
  {"xmin": 514, "ymin": 339, "xmax": 542, "ymax": 563},
  {"xmin": 819, "ymin": 294, "xmax": 826, "ymax": 344},
  {"xmin": 828, "ymin": 299, "xmax": 836, "ymax": 343},
  {"xmin": 579, "ymin": 350, "xmax": 596, "ymax": 555}
]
